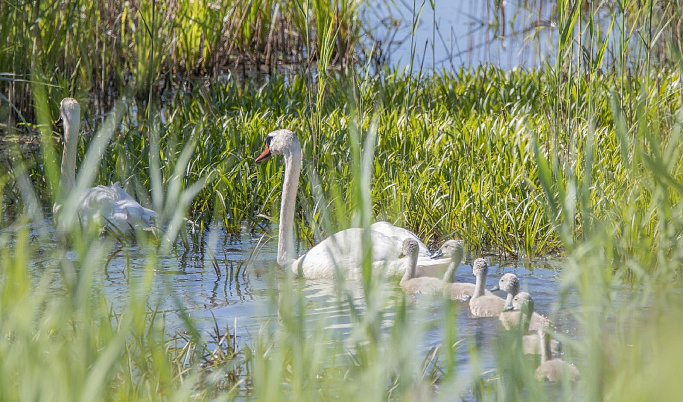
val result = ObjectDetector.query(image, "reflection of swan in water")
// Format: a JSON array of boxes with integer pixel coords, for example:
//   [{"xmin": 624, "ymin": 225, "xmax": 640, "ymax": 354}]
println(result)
[
  {"xmin": 437, "ymin": 240, "xmax": 493, "ymax": 300},
  {"xmin": 499, "ymin": 292, "xmax": 560, "ymax": 355},
  {"xmin": 255, "ymin": 129, "xmax": 447, "ymax": 279},
  {"xmin": 469, "ymin": 263, "xmax": 519, "ymax": 317},
  {"xmin": 54, "ymin": 98, "xmax": 156, "ymax": 234}
]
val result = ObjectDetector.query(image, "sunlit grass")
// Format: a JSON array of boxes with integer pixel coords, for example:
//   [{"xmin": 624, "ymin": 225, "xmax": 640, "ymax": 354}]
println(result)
[{"xmin": 15, "ymin": 63, "xmax": 676, "ymax": 258}]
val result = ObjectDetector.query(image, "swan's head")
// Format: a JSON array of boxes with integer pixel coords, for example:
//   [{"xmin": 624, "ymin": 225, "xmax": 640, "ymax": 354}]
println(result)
[
  {"xmin": 509, "ymin": 291, "xmax": 534, "ymax": 313},
  {"xmin": 255, "ymin": 129, "xmax": 301, "ymax": 163},
  {"xmin": 491, "ymin": 273, "xmax": 520, "ymax": 297},
  {"xmin": 401, "ymin": 238, "xmax": 420, "ymax": 258},
  {"xmin": 59, "ymin": 97, "xmax": 81, "ymax": 140},
  {"xmin": 431, "ymin": 239, "xmax": 464, "ymax": 260},
  {"xmin": 472, "ymin": 258, "xmax": 488, "ymax": 277}
]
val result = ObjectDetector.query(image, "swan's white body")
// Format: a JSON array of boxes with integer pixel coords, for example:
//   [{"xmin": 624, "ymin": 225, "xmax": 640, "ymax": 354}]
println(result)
[
  {"xmin": 70, "ymin": 183, "xmax": 157, "ymax": 233},
  {"xmin": 55, "ymin": 98, "xmax": 156, "ymax": 234},
  {"xmin": 369, "ymin": 221, "xmax": 431, "ymax": 258},
  {"xmin": 256, "ymin": 129, "xmax": 447, "ymax": 279}
]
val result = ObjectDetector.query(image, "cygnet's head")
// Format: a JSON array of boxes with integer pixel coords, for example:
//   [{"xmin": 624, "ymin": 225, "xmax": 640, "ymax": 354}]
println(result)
[
  {"xmin": 431, "ymin": 239, "xmax": 464, "ymax": 259},
  {"xmin": 255, "ymin": 129, "xmax": 301, "ymax": 163},
  {"xmin": 492, "ymin": 273, "xmax": 520, "ymax": 295},
  {"xmin": 402, "ymin": 238, "xmax": 420, "ymax": 258},
  {"xmin": 472, "ymin": 258, "xmax": 488, "ymax": 277},
  {"xmin": 59, "ymin": 98, "xmax": 81, "ymax": 139},
  {"xmin": 510, "ymin": 291, "xmax": 534, "ymax": 313}
]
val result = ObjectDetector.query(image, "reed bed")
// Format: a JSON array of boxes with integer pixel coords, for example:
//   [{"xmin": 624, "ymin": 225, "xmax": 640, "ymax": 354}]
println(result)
[
  {"xmin": 0, "ymin": 0, "xmax": 364, "ymax": 122},
  {"xmin": 11, "ymin": 63, "xmax": 681, "ymax": 257}
]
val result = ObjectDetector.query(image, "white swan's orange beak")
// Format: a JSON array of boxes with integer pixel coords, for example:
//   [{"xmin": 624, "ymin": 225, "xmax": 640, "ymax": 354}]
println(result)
[{"xmin": 255, "ymin": 143, "xmax": 271, "ymax": 163}]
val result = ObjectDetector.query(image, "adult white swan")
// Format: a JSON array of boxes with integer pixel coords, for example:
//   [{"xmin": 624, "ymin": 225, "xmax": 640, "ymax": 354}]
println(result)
[
  {"xmin": 55, "ymin": 97, "xmax": 156, "ymax": 234},
  {"xmin": 255, "ymin": 129, "xmax": 448, "ymax": 279}
]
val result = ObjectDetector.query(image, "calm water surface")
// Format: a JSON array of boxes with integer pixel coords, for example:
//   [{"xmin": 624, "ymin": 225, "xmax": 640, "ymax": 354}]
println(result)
[
  {"xmin": 368, "ymin": 0, "xmax": 632, "ymax": 72},
  {"xmin": 89, "ymin": 224, "xmax": 583, "ymax": 390},
  {"xmin": 368, "ymin": 0, "xmax": 557, "ymax": 71}
]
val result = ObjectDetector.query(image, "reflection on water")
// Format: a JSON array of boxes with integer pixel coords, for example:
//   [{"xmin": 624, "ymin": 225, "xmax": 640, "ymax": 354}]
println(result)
[
  {"xmin": 368, "ymin": 0, "xmax": 557, "ymax": 71},
  {"xmin": 92, "ymin": 224, "xmax": 581, "ymax": 390},
  {"xmin": 367, "ymin": 0, "xmax": 647, "ymax": 72}
]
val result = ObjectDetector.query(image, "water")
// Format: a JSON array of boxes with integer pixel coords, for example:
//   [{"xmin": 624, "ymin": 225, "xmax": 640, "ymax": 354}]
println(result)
[
  {"xmin": 368, "ymin": 0, "xmax": 650, "ymax": 72},
  {"xmin": 90, "ymin": 224, "xmax": 581, "ymax": 395},
  {"xmin": 368, "ymin": 0, "xmax": 557, "ymax": 71}
]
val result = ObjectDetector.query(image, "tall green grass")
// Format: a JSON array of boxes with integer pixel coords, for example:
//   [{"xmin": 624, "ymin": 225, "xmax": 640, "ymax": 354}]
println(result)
[
  {"xmin": 0, "ymin": 0, "xmax": 365, "ymax": 122},
  {"xmin": 6, "ymin": 62, "xmax": 682, "ymax": 257}
]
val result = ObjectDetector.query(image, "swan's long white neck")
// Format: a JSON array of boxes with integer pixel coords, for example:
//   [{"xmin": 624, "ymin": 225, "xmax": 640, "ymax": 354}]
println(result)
[
  {"xmin": 277, "ymin": 146, "xmax": 302, "ymax": 267},
  {"xmin": 60, "ymin": 105, "xmax": 80, "ymax": 198},
  {"xmin": 473, "ymin": 270, "xmax": 487, "ymax": 298}
]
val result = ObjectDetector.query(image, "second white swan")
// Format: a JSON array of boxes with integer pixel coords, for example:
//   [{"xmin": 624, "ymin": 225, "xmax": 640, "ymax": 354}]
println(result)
[{"xmin": 55, "ymin": 97, "xmax": 156, "ymax": 235}]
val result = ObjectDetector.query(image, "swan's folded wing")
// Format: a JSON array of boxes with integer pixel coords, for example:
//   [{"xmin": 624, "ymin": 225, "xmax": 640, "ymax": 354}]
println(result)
[
  {"xmin": 295, "ymin": 228, "xmax": 404, "ymax": 279},
  {"xmin": 370, "ymin": 221, "xmax": 431, "ymax": 258},
  {"xmin": 74, "ymin": 184, "xmax": 156, "ymax": 232}
]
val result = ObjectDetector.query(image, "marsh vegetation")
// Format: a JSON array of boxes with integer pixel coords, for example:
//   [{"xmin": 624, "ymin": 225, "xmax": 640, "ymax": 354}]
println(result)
[{"xmin": 1, "ymin": 0, "xmax": 683, "ymax": 400}]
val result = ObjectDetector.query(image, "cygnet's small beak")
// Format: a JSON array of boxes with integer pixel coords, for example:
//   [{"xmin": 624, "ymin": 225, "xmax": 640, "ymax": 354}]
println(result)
[
  {"xmin": 430, "ymin": 249, "xmax": 444, "ymax": 259},
  {"xmin": 490, "ymin": 285, "xmax": 501, "ymax": 292},
  {"xmin": 503, "ymin": 304, "xmax": 514, "ymax": 312}
]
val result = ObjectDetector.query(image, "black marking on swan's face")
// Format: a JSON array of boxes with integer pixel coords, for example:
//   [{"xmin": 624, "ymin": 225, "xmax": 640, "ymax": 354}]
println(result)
[{"xmin": 255, "ymin": 134, "xmax": 274, "ymax": 163}]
